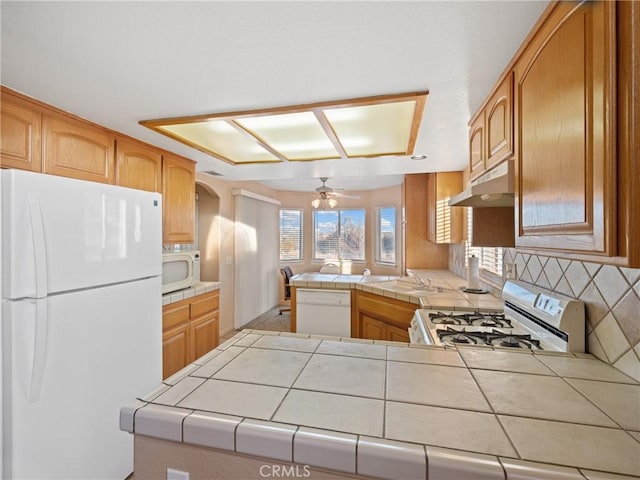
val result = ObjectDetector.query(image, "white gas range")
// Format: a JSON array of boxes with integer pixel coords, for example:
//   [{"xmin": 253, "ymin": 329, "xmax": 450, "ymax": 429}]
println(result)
[{"xmin": 409, "ymin": 280, "xmax": 585, "ymax": 352}]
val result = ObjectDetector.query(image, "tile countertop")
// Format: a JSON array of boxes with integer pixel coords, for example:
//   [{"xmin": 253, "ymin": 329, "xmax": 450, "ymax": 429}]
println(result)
[
  {"xmin": 121, "ymin": 331, "xmax": 640, "ymax": 480},
  {"xmin": 289, "ymin": 269, "xmax": 504, "ymax": 311},
  {"xmin": 162, "ymin": 281, "xmax": 221, "ymax": 306}
]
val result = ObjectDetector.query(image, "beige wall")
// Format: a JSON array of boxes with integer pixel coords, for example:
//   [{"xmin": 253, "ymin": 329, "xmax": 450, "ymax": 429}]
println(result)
[
  {"xmin": 195, "ymin": 173, "xmax": 281, "ymax": 336},
  {"xmin": 196, "ymin": 184, "xmax": 219, "ymax": 281}
]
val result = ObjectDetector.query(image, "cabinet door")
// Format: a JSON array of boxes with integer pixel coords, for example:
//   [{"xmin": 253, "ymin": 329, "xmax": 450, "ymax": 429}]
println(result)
[
  {"xmin": 426, "ymin": 172, "xmax": 463, "ymax": 244},
  {"xmin": 43, "ymin": 114, "xmax": 115, "ymax": 183},
  {"xmin": 360, "ymin": 315, "xmax": 387, "ymax": 341},
  {"xmin": 115, "ymin": 137, "xmax": 162, "ymax": 192},
  {"xmin": 43, "ymin": 113, "xmax": 115, "ymax": 184},
  {"xmin": 162, "ymin": 324, "xmax": 190, "ymax": 380},
  {"xmin": 468, "ymin": 114, "xmax": 485, "ymax": 179},
  {"xmin": 388, "ymin": 324, "xmax": 410, "ymax": 343},
  {"xmin": 190, "ymin": 313, "xmax": 219, "ymax": 362},
  {"xmin": 403, "ymin": 174, "xmax": 450, "ymax": 269},
  {"xmin": 0, "ymin": 94, "xmax": 42, "ymax": 172},
  {"xmin": 162, "ymin": 154, "xmax": 195, "ymax": 244},
  {"xmin": 515, "ymin": 1, "xmax": 616, "ymax": 255},
  {"xmin": 486, "ymin": 72, "xmax": 514, "ymax": 170}
]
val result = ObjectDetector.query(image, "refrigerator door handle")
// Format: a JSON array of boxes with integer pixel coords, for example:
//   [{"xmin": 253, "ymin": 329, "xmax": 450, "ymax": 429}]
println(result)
[
  {"xmin": 28, "ymin": 195, "xmax": 48, "ymax": 298},
  {"xmin": 28, "ymin": 299, "xmax": 49, "ymax": 403}
]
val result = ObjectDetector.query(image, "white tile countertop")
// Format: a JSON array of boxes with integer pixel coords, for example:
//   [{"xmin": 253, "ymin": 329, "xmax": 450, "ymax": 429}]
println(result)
[
  {"xmin": 162, "ymin": 281, "xmax": 221, "ymax": 306},
  {"xmin": 121, "ymin": 330, "xmax": 640, "ymax": 479},
  {"xmin": 290, "ymin": 269, "xmax": 504, "ymax": 311}
]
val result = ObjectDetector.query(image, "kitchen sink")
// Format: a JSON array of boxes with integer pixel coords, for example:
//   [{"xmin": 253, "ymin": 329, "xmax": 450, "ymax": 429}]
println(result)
[{"xmin": 373, "ymin": 278, "xmax": 457, "ymax": 294}]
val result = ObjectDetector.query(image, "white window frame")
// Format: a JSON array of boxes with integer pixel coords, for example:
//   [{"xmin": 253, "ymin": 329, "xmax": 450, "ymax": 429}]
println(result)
[
  {"xmin": 312, "ymin": 208, "xmax": 366, "ymax": 262},
  {"xmin": 279, "ymin": 208, "xmax": 303, "ymax": 262},
  {"xmin": 375, "ymin": 205, "xmax": 397, "ymax": 265}
]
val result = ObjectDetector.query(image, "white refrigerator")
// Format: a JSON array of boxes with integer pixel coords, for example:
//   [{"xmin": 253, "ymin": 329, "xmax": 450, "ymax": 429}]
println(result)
[{"xmin": 1, "ymin": 169, "xmax": 163, "ymax": 479}]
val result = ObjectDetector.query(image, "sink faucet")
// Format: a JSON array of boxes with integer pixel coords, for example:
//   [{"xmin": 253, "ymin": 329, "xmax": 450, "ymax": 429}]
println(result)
[{"xmin": 408, "ymin": 272, "xmax": 427, "ymax": 289}]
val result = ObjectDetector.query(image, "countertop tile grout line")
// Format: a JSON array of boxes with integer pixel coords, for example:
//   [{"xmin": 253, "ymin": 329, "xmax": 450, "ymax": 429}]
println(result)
[
  {"xmin": 267, "ymin": 343, "xmax": 321, "ymax": 423},
  {"xmin": 560, "ymin": 376, "xmax": 632, "ymax": 430}
]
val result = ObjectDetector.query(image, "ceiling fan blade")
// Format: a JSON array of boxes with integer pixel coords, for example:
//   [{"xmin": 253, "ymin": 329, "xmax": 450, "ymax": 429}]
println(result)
[{"xmin": 330, "ymin": 192, "xmax": 361, "ymax": 199}]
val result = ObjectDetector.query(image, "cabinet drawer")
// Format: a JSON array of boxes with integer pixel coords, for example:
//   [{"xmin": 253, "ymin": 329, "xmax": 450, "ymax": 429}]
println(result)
[
  {"xmin": 163, "ymin": 303, "xmax": 190, "ymax": 330},
  {"xmin": 191, "ymin": 292, "xmax": 219, "ymax": 318}
]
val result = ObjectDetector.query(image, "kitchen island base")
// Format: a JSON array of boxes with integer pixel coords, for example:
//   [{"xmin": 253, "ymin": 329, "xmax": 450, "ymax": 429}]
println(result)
[{"xmin": 134, "ymin": 435, "xmax": 364, "ymax": 480}]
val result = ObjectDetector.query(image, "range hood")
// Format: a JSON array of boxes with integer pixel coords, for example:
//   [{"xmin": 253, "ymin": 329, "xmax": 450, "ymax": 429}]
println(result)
[{"xmin": 449, "ymin": 160, "xmax": 514, "ymax": 207}]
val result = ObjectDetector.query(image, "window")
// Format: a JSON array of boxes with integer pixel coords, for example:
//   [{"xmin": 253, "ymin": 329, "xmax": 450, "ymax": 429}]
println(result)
[
  {"xmin": 313, "ymin": 209, "xmax": 365, "ymax": 261},
  {"xmin": 465, "ymin": 208, "xmax": 503, "ymax": 276},
  {"xmin": 375, "ymin": 206, "xmax": 396, "ymax": 264},
  {"xmin": 279, "ymin": 209, "xmax": 303, "ymax": 261}
]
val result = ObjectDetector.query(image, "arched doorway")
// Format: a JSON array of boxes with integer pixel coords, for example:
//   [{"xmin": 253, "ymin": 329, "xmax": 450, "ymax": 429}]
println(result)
[{"xmin": 196, "ymin": 182, "xmax": 220, "ymax": 281}]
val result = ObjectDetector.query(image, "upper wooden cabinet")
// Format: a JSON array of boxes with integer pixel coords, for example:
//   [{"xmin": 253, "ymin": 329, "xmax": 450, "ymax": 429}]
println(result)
[
  {"xmin": 403, "ymin": 174, "xmax": 450, "ymax": 270},
  {"xmin": 468, "ymin": 114, "xmax": 485, "ymax": 180},
  {"xmin": 469, "ymin": 73, "xmax": 514, "ymax": 180},
  {"xmin": 0, "ymin": 93, "xmax": 43, "ymax": 172},
  {"xmin": 43, "ymin": 113, "xmax": 115, "ymax": 184},
  {"xmin": 426, "ymin": 172, "xmax": 463, "ymax": 244},
  {"xmin": 485, "ymin": 72, "xmax": 514, "ymax": 171},
  {"xmin": 115, "ymin": 137, "xmax": 162, "ymax": 192},
  {"xmin": 162, "ymin": 154, "xmax": 196, "ymax": 244},
  {"xmin": 514, "ymin": 1, "xmax": 616, "ymax": 257}
]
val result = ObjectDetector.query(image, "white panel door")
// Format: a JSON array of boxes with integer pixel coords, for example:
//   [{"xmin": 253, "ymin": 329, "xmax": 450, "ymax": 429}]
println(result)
[
  {"xmin": 2, "ymin": 276, "xmax": 162, "ymax": 480},
  {"xmin": 1, "ymin": 169, "xmax": 162, "ymax": 300}
]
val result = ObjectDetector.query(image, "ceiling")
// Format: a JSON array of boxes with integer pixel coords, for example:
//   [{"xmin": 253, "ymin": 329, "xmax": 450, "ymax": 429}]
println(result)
[{"xmin": 0, "ymin": 1, "xmax": 548, "ymax": 193}]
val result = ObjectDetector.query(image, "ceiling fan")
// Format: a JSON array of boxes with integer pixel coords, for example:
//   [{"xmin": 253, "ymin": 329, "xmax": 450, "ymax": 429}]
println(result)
[
  {"xmin": 314, "ymin": 177, "xmax": 360, "ymax": 199},
  {"xmin": 311, "ymin": 177, "xmax": 360, "ymax": 209}
]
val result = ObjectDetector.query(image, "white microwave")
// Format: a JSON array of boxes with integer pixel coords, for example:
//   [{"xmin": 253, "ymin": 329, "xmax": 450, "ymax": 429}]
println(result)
[{"xmin": 162, "ymin": 250, "xmax": 200, "ymax": 294}]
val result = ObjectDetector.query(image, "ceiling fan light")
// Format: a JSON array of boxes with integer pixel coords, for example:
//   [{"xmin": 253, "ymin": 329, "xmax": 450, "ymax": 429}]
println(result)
[{"xmin": 311, "ymin": 196, "xmax": 338, "ymax": 209}]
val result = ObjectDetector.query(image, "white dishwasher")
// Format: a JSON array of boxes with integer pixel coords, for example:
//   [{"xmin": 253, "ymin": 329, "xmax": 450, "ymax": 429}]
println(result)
[{"xmin": 296, "ymin": 288, "xmax": 351, "ymax": 337}]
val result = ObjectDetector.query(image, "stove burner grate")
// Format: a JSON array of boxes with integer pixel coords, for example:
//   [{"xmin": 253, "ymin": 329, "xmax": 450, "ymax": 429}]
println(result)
[
  {"xmin": 485, "ymin": 329, "xmax": 542, "ymax": 350},
  {"xmin": 429, "ymin": 311, "xmax": 512, "ymax": 328},
  {"xmin": 434, "ymin": 327, "xmax": 543, "ymax": 350},
  {"xmin": 436, "ymin": 327, "xmax": 487, "ymax": 345}
]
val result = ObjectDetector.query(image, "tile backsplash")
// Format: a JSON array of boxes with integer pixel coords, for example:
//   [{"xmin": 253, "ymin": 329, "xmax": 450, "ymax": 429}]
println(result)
[{"xmin": 449, "ymin": 244, "xmax": 640, "ymax": 381}]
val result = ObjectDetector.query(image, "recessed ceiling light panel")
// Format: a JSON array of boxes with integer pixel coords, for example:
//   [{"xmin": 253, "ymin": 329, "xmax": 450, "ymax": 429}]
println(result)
[
  {"xmin": 323, "ymin": 101, "xmax": 416, "ymax": 157},
  {"xmin": 158, "ymin": 121, "xmax": 280, "ymax": 163},
  {"xmin": 140, "ymin": 91, "xmax": 428, "ymax": 165},
  {"xmin": 236, "ymin": 112, "xmax": 340, "ymax": 161}
]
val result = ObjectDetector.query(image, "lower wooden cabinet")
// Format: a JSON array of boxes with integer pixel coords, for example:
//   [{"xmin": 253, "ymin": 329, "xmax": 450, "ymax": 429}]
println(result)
[
  {"xmin": 162, "ymin": 290, "xmax": 219, "ymax": 379},
  {"xmin": 353, "ymin": 290, "xmax": 414, "ymax": 342}
]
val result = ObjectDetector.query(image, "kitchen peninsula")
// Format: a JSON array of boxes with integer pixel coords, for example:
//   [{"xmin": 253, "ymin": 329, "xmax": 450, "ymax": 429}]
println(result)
[
  {"xmin": 289, "ymin": 270, "xmax": 503, "ymax": 341},
  {"xmin": 121, "ymin": 330, "xmax": 640, "ymax": 480}
]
